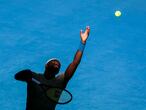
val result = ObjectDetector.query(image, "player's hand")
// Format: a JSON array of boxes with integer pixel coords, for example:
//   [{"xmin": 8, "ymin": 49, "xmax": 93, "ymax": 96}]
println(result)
[{"xmin": 80, "ymin": 26, "xmax": 90, "ymax": 44}]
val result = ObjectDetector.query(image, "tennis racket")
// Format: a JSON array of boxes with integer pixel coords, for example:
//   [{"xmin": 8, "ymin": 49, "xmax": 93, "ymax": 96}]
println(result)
[{"xmin": 32, "ymin": 78, "xmax": 72, "ymax": 104}]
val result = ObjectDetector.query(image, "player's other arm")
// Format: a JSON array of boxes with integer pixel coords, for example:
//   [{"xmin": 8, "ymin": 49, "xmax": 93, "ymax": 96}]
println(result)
[
  {"xmin": 15, "ymin": 69, "xmax": 33, "ymax": 82},
  {"xmin": 64, "ymin": 26, "xmax": 90, "ymax": 81}
]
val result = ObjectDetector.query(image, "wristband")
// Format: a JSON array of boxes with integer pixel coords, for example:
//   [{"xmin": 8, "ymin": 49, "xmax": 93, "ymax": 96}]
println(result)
[{"xmin": 78, "ymin": 41, "xmax": 86, "ymax": 52}]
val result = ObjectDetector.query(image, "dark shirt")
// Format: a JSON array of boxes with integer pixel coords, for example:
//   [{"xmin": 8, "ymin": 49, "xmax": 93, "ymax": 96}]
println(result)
[{"xmin": 15, "ymin": 70, "xmax": 67, "ymax": 110}]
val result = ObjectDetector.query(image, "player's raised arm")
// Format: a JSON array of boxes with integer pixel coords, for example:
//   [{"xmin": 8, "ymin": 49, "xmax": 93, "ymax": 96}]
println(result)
[
  {"xmin": 15, "ymin": 69, "xmax": 33, "ymax": 82},
  {"xmin": 64, "ymin": 26, "xmax": 90, "ymax": 81}
]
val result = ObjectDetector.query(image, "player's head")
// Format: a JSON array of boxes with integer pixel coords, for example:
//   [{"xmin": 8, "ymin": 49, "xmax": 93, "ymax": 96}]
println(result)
[{"xmin": 45, "ymin": 58, "xmax": 61, "ymax": 77}]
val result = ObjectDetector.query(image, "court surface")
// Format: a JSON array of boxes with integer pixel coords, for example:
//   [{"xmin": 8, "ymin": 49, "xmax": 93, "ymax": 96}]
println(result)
[{"xmin": 0, "ymin": 0, "xmax": 146, "ymax": 110}]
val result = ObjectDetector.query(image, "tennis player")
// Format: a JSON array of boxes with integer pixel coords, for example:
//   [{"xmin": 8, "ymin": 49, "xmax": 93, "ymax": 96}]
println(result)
[{"xmin": 15, "ymin": 26, "xmax": 90, "ymax": 110}]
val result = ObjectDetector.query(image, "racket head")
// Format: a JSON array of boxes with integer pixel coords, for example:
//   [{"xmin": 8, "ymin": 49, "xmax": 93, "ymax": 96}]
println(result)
[{"xmin": 45, "ymin": 87, "xmax": 72, "ymax": 104}]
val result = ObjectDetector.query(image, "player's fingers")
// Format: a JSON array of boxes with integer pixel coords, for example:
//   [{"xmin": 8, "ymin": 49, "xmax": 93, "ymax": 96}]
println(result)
[
  {"xmin": 85, "ymin": 26, "xmax": 90, "ymax": 34},
  {"xmin": 80, "ymin": 29, "xmax": 83, "ymax": 35},
  {"xmin": 86, "ymin": 26, "xmax": 90, "ymax": 30}
]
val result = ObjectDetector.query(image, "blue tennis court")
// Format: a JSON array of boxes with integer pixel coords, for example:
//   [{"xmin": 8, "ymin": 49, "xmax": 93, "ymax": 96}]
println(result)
[{"xmin": 0, "ymin": 0, "xmax": 146, "ymax": 110}]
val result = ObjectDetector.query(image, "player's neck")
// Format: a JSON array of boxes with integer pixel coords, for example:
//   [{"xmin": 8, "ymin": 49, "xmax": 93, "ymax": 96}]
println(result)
[{"xmin": 44, "ymin": 71, "xmax": 55, "ymax": 80}]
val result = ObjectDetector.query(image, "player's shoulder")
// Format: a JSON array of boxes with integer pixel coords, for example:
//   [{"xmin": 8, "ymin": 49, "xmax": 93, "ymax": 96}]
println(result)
[
  {"xmin": 56, "ymin": 73, "xmax": 65, "ymax": 79},
  {"xmin": 56, "ymin": 73, "xmax": 69, "ymax": 87},
  {"xmin": 56, "ymin": 73, "xmax": 68, "ymax": 84}
]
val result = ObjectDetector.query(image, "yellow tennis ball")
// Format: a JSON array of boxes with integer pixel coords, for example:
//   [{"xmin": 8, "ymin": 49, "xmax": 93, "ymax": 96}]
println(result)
[{"xmin": 115, "ymin": 11, "xmax": 121, "ymax": 17}]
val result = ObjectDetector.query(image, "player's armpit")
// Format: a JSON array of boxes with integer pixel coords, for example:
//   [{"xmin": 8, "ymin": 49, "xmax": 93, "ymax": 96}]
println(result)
[{"xmin": 15, "ymin": 69, "xmax": 33, "ymax": 82}]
